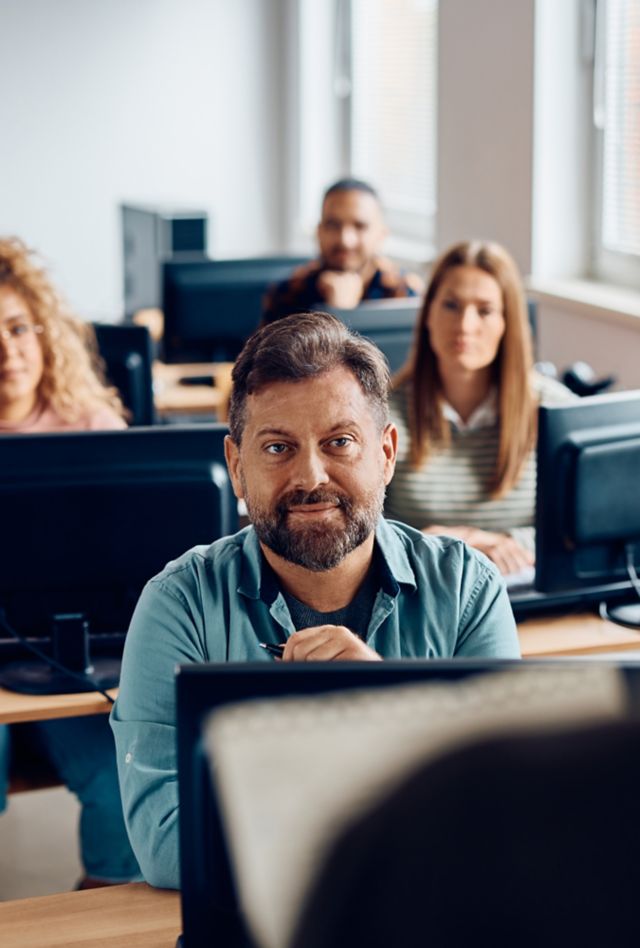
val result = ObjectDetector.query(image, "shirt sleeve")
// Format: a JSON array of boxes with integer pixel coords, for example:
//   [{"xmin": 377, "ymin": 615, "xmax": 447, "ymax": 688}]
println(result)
[
  {"xmin": 110, "ymin": 573, "xmax": 206, "ymax": 889},
  {"xmin": 454, "ymin": 547, "xmax": 521, "ymax": 658}
]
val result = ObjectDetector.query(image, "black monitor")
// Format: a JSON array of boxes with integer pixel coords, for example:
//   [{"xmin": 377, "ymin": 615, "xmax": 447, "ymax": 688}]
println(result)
[
  {"xmin": 93, "ymin": 322, "xmax": 155, "ymax": 426},
  {"xmin": 534, "ymin": 390, "xmax": 640, "ymax": 626},
  {"xmin": 177, "ymin": 658, "xmax": 531, "ymax": 948},
  {"xmin": 320, "ymin": 298, "xmax": 419, "ymax": 372},
  {"xmin": 0, "ymin": 425, "xmax": 237, "ymax": 695},
  {"xmin": 162, "ymin": 256, "xmax": 310, "ymax": 363},
  {"xmin": 321, "ymin": 299, "xmax": 536, "ymax": 374}
]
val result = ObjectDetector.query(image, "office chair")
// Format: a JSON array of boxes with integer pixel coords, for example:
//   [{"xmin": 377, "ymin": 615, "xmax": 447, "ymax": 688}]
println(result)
[
  {"xmin": 291, "ymin": 719, "xmax": 640, "ymax": 948},
  {"xmin": 93, "ymin": 322, "xmax": 155, "ymax": 425}
]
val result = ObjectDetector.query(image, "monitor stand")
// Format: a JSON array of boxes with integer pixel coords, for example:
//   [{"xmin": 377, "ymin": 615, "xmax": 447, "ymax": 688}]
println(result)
[
  {"xmin": 0, "ymin": 613, "xmax": 121, "ymax": 695},
  {"xmin": 601, "ymin": 601, "xmax": 640, "ymax": 632}
]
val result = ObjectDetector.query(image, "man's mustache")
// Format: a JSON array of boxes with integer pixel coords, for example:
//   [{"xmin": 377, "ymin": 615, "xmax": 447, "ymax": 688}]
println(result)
[{"xmin": 276, "ymin": 488, "xmax": 352, "ymax": 515}]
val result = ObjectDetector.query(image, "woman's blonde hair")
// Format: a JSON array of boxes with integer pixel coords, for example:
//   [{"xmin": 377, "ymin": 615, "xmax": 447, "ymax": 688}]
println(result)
[
  {"xmin": 394, "ymin": 239, "xmax": 535, "ymax": 498},
  {"xmin": 0, "ymin": 237, "xmax": 126, "ymax": 422}
]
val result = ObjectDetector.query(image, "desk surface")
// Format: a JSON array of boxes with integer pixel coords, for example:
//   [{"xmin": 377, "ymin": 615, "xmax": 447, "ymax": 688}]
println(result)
[
  {"xmin": 1, "ymin": 612, "xmax": 639, "ymax": 725},
  {"xmin": 0, "ymin": 882, "xmax": 181, "ymax": 948},
  {"xmin": 0, "ymin": 687, "xmax": 116, "ymax": 725},
  {"xmin": 153, "ymin": 361, "xmax": 233, "ymax": 417},
  {"xmin": 517, "ymin": 610, "xmax": 640, "ymax": 657}
]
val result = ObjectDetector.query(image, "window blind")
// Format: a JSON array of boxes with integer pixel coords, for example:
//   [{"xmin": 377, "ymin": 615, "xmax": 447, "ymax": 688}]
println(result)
[
  {"xmin": 601, "ymin": 0, "xmax": 640, "ymax": 257},
  {"xmin": 349, "ymin": 0, "xmax": 438, "ymax": 223}
]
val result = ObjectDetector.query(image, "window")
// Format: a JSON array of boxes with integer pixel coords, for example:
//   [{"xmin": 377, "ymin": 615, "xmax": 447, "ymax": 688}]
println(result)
[
  {"xmin": 348, "ymin": 0, "xmax": 438, "ymax": 249},
  {"xmin": 294, "ymin": 0, "xmax": 438, "ymax": 257},
  {"xmin": 594, "ymin": 0, "xmax": 640, "ymax": 285}
]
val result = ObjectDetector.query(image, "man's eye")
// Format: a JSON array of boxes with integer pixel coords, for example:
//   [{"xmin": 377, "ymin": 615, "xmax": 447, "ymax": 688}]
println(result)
[
  {"xmin": 265, "ymin": 443, "xmax": 288, "ymax": 455},
  {"xmin": 329, "ymin": 437, "xmax": 352, "ymax": 449}
]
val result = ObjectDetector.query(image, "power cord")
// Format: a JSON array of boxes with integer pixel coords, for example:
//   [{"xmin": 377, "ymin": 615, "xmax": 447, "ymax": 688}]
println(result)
[{"xmin": 0, "ymin": 609, "xmax": 115, "ymax": 705}]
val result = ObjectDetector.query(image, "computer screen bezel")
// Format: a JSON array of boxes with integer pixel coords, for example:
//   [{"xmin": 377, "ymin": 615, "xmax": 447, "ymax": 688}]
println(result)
[
  {"xmin": 162, "ymin": 256, "xmax": 311, "ymax": 364},
  {"xmin": 0, "ymin": 425, "xmax": 237, "ymax": 692},
  {"xmin": 535, "ymin": 389, "xmax": 640, "ymax": 599}
]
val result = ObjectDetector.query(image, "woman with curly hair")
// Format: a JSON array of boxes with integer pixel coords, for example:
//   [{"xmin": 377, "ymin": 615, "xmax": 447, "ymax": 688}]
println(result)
[
  {"xmin": 0, "ymin": 237, "xmax": 140, "ymax": 889},
  {"xmin": 0, "ymin": 237, "xmax": 126, "ymax": 431}
]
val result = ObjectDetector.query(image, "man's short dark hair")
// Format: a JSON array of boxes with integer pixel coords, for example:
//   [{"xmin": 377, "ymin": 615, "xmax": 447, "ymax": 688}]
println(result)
[
  {"xmin": 228, "ymin": 312, "xmax": 391, "ymax": 444},
  {"xmin": 323, "ymin": 178, "xmax": 379, "ymax": 204}
]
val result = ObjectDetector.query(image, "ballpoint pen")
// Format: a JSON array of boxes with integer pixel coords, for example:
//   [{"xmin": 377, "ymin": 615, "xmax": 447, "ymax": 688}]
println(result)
[{"xmin": 259, "ymin": 642, "xmax": 285, "ymax": 657}]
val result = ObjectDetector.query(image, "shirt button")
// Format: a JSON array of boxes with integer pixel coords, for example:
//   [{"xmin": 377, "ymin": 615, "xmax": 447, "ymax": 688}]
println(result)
[{"xmin": 125, "ymin": 752, "xmax": 132, "ymax": 764}]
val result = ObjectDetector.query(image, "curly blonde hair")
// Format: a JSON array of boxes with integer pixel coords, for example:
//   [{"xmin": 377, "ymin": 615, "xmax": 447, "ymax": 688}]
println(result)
[{"xmin": 0, "ymin": 237, "xmax": 126, "ymax": 422}]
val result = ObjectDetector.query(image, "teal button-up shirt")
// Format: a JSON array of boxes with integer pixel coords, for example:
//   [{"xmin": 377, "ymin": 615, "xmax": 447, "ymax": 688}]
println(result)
[{"xmin": 110, "ymin": 518, "xmax": 519, "ymax": 889}]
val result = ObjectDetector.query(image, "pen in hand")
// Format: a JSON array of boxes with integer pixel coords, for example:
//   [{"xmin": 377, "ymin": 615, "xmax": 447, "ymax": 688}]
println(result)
[{"xmin": 259, "ymin": 642, "xmax": 285, "ymax": 658}]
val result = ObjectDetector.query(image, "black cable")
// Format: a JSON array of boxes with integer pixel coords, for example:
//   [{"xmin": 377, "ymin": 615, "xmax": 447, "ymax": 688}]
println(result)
[
  {"xmin": 625, "ymin": 543, "xmax": 640, "ymax": 601},
  {"xmin": 0, "ymin": 609, "xmax": 115, "ymax": 705}
]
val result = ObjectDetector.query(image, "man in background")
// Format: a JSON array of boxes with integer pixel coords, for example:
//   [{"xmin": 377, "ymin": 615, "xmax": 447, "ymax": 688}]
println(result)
[{"xmin": 262, "ymin": 179, "xmax": 424, "ymax": 323}]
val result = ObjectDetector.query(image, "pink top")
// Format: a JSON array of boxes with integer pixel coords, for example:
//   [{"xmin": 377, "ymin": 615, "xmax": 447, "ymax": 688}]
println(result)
[{"xmin": 0, "ymin": 402, "xmax": 127, "ymax": 433}]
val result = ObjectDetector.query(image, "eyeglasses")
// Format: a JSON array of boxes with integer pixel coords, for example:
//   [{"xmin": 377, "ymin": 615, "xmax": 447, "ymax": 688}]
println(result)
[{"xmin": 0, "ymin": 322, "xmax": 44, "ymax": 346}]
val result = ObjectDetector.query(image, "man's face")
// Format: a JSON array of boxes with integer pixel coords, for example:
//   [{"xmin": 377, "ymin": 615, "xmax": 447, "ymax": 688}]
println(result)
[
  {"xmin": 317, "ymin": 190, "xmax": 388, "ymax": 274},
  {"xmin": 224, "ymin": 367, "xmax": 397, "ymax": 572}
]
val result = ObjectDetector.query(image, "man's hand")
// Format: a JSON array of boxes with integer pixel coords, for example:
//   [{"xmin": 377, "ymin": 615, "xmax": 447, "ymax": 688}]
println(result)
[
  {"xmin": 424, "ymin": 524, "xmax": 534, "ymax": 576},
  {"xmin": 316, "ymin": 271, "xmax": 364, "ymax": 308},
  {"xmin": 282, "ymin": 625, "xmax": 382, "ymax": 662}
]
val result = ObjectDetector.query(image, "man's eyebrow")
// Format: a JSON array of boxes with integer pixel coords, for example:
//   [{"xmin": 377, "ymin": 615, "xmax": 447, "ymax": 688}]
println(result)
[
  {"xmin": 254, "ymin": 420, "xmax": 363, "ymax": 439},
  {"xmin": 254, "ymin": 427, "xmax": 294, "ymax": 439}
]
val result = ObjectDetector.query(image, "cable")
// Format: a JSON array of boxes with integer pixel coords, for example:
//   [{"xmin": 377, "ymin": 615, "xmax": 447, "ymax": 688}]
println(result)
[
  {"xmin": 0, "ymin": 609, "xmax": 115, "ymax": 705},
  {"xmin": 625, "ymin": 543, "xmax": 640, "ymax": 601}
]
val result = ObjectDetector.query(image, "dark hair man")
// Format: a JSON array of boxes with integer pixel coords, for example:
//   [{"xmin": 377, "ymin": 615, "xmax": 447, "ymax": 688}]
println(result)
[
  {"xmin": 111, "ymin": 313, "xmax": 519, "ymax": 889},
  {"xmin": 262, "ymin": 179, "xmax": 424, "ymax": 323}
]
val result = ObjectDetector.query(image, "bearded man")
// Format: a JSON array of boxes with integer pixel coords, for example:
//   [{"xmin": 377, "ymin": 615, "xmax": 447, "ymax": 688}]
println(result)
[{"xmin": 111, "ymin": 312, "xmax": 519, "ymax": 889}]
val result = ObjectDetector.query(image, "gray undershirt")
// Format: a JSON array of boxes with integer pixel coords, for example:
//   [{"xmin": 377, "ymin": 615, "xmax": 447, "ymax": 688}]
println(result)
[{"xmin": 282, "ymin": 561, "xmax": 379, "ymax": 640}]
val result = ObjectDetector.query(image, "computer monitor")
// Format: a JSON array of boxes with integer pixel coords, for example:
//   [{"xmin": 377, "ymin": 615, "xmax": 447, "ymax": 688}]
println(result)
[
  {"xmin": 535, "ymin": 390, "xmax": 640, "ymax": 626},
  {"xmin": 0, "ymin": 425, "xmax": 237, "ymax": 695},
  {"xmin": 93, "ymin": 322, "xmax": 156, "ymax": 426},
  {"xmin": 320, "ymin": 298, "xmax": 419, "ymax": 372},
  {"xmin": 162, "ymin": 256, "xmax": 311, "ymax": 363},
  {"xmin": 176, "ymin": 658, "xmax": 526, "ymax": 948},
  {"xmin": 322, "ymin": 299, "xmax": 537, "ymax": 374}
]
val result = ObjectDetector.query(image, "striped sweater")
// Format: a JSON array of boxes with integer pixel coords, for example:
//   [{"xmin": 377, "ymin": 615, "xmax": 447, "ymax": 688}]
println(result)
[{"xmin": 385, "ymin": 373, "xmax": 575, "ymax": 553}]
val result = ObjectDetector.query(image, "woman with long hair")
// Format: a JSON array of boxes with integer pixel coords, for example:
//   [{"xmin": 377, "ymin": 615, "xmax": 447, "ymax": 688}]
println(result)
[{"xmin": 385, "ymin": 239, "xmax": 573, "ymax": 575}]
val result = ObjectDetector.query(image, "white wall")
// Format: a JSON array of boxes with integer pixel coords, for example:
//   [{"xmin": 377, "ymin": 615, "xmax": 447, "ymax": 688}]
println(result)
[
  {"xmin": 436, "ymin": 0, "xmax": 640, "ymax": 388},
  {"xmin": 436, "ymin": 0, "xmax": 536, "ymax": 274},
  {"xmin": 0, "ymin": 0, "xmax": 286, "ymax": 321}
]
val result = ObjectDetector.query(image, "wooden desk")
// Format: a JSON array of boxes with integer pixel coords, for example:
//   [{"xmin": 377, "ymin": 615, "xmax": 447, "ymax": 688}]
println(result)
[
  {"xmin": 0, "ymin": 688, "xmax": 115, "ymax": 725},
  {"xmin": 153, "ymin": 361, "xmax": 233, "ymax": 419},
  {"xmin": 519, "ymin": 610, "xmax": 640, "ymax": 657},
  {"xmin": 1, "ymin": 611, "xmax": 639, "ymax": 727},
  {"xmin": 0, "ymin": 882, "xmax": 181, "ymax": 948}
]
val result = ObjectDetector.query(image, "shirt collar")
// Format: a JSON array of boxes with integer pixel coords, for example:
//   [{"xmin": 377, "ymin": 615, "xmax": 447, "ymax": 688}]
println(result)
[
  {"xmin": 441, "ymin": 387, "xmax": 497, "ymax": 431},
  {"xmin": 236, "ymin": 517, "xmax": 417, "ymax": 601}
]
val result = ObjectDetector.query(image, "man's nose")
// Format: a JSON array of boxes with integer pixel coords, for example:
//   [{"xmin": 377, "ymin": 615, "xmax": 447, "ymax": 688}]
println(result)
[
  {"xmin": 338, "ymin": 226, "xmax": 359, "ymax": 248},
  {"xmin": 291, "ymin": 448, "xmax": 330, "ymax": 491}
]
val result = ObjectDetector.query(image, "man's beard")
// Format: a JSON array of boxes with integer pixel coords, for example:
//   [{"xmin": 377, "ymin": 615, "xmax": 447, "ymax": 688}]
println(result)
[{"xmin": 245, "ymin": 483, "xmax": 385, "ymax": 572}]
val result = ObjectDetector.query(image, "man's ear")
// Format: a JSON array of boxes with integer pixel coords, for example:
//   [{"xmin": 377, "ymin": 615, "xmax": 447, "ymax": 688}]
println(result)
[
  {"xmin": 224, "ymin": 435, "xmax": 244, "ymax": 500},
  {"xmin": 382, "ymin": 423, "xmax": 398, "ymax": 486}
]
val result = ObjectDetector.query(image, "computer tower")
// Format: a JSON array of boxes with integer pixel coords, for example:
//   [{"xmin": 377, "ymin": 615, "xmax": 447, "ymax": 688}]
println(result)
[{"xmin": 121, "ymin": 203, "xmax": 209, "ymax": 318}]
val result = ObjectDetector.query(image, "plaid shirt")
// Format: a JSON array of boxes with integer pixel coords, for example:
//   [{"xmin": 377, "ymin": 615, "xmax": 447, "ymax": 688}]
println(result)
[{"xmin": 262, "ymin": 256, "xmax": 424, "ymax": 325}]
